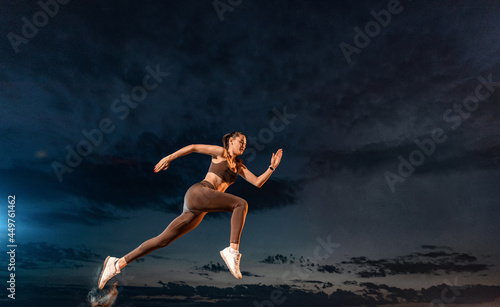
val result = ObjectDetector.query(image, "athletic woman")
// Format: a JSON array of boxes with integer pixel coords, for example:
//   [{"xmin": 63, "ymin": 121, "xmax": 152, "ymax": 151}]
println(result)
[{"xmin": 98, "ymin": 131, "xmax": 283, "ymax": 289}]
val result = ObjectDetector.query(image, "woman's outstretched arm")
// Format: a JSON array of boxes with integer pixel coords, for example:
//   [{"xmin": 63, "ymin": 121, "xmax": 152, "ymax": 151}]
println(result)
[
  {"xmin": 239, "ymin": 149, "xmax": 283, "ymax": 188},
  {"xmin": 154, "ymin": 144, "xmax": 224, "ymax": 172}
]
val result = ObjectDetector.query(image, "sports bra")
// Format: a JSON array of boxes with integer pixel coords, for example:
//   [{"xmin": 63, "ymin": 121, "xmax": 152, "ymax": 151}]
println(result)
[{"xmin": 208, "ymin": 158, "xmax": 240, "ymax": 184}]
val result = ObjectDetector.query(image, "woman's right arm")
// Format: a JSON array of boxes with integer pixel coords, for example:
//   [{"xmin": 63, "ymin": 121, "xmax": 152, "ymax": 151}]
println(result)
[{"xmin": 154, "ymin": 144, "xmax": 224, "ymax": 172}]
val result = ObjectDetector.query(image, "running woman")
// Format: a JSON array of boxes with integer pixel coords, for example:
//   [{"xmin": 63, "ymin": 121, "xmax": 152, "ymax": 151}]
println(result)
[{"xmin": 98, "ymin": 131, "xmax": 283, "ymax": 289}]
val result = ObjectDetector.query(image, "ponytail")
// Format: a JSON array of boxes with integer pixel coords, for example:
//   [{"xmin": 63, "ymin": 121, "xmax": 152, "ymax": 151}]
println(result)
[{"xmin": 222, "ymin": 132, "xmax": 232, "ymax": 152}]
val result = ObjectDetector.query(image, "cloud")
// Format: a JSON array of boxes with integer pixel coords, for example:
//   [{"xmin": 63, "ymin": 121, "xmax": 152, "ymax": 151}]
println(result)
[
  {"xmin": 421, "ymin": 245, "xmax": 453, "ymax": 250},
  {"xmin": 317, "ymin": 265, "xmax": 342, "ymax": 274},
  {"xmin": 341, "ymin": 247, "xmax": 490, "ymax": 278},
  {"xmin": 9, "ymin": 275, "xmax": 500, "ymax": 306},
  {"xmin": 302, "ymin": 132, "xmax": 500, "ymax": 183},
  {"xmin": 360, "ymin": 282, "xmax": 500, "ymax": 305},
  {"xmin": 24, "ymin": 201, "xmax": 126, "ymax": 227},
  {"xmin": 290, "ymin": 279, "xmax": 335, "ymax": 291},
  {"xmin": 259, "ymin": 253, "xmax": 344, "ymax": 276},
  {"xmin": 15, "ymin": 241, "xmax": 102, "ymax": 269},
  {"xmin": 259, "ymin": 253, "xmax": 322, "ymax": 267},
  {"xmin": 3, "ymin": 0, "xmax": 500, "ymax": 173},
  {"xmin": 0, "ymin": 151, "xmax": 301, "ymax": 227},
  {"xmin": 195, "ymin": 261, "xmax": 228, "ymax": 273},
  {"xmin": 343, "ymin": 280, "xmax": 358, "ymax": 286},
  {"xmin": 260, "ymin": 254, "xmax": 291, "ymax": 264},
  {"xmin": 193, "ymin": 261, "xmax": 261, "ymax": 278},
  {"xmin": 260, "ymin": 246, "xmax": 491, "ymax": 280}
]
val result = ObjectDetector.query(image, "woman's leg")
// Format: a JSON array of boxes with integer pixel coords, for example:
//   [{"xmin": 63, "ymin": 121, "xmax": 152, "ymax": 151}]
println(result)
[
  {"xmin": 98, "ymin": 183, "xmax": 216, "ymax": 288},
  {"xmin": 186, "ymin": 182, "xmax": 248, "ymax": 249},
  {"xmin": 184, "ymin": 182, "xmax": 248, "ymax": 279},
  {"xmin": 121, "ymin": 210, "xmax": 207, "ymax": 265},
  {"xmin": 119, "ymin": 182, "xmax": 249, "ymax": 267}
]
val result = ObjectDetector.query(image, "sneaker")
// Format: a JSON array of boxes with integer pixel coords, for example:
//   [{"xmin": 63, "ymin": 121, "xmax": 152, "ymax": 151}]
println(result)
[
  {"xmin": 98, "ymin": 256, "xmax": 121, "ymax": 289},
  {"xmin": 220, "ymin": 247, "xmax": 242, "ymax": 279}
]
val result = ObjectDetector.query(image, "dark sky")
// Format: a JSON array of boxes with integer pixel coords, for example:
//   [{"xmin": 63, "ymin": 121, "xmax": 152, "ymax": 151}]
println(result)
[{"xmin": 1, "ymin": 0, "xmax": 500, "ymax": 306}]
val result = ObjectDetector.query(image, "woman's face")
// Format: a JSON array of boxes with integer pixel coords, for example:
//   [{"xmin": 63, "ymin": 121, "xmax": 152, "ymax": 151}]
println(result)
[{"xmin": 229, "ymin": 135, "xmax": 246, "ymax": 156}]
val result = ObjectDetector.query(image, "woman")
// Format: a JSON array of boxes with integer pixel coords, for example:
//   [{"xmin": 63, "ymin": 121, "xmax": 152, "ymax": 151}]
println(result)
[{"xmin": 98, "ymin": 131, "xmax": 283, "ymax": 289}]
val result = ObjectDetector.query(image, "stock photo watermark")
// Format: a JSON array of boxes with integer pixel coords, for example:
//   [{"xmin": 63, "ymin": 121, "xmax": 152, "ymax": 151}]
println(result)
[
  {"xmin": 385, "ymin": 72, "xmax": 500, "ymax": 193},
  {"xmin": 339, "ymin": 0, "xmax": 404, "ymax": 64},
  {"xmin": 429, "ymin": 277, "xmax": 466, "ymax": 307},
  {"xmin": 213, "ymin": 0, "xmax": 243, "ymax": 21},
  {"xmin": 7, "ymin": 0, "xmax": 71, "ymax": 53},
  {"xmin": 242, "ymin": 106, "xmax": 297, "ymax": 163},
  {"xmin": 6, "ymin": 195, "xmax": 17, "ymax": 300},
  {"xmin": 253, "ymin": 234, "xmax": 340, "ymax": 307},
  {"xmin": 51, "ymin": 64, "xmax": 169, "ymax": 183}
]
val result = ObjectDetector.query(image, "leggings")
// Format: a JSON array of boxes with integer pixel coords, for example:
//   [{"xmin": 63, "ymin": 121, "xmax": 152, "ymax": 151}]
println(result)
[{"xmin": 124, "ymin": 180, "xmax": 248, "ymax": 264}]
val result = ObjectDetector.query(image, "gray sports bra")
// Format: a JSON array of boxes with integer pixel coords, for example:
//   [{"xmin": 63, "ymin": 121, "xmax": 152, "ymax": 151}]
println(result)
[{"xmin": 208, "ymin": 159, "xmax": 239, "ymax": 184}]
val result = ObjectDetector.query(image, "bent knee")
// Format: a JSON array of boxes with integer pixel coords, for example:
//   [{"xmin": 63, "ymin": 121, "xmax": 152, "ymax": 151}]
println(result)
[{"xmin": 235, "ymin": 199, "xmax": 248, "ymax": 213}]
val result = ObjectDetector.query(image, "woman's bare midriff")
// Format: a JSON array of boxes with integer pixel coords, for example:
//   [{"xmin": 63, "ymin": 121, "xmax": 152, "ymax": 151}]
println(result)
[{"xmin": 203, "ymin": 172, "xmax": 230, "ymax": 192}]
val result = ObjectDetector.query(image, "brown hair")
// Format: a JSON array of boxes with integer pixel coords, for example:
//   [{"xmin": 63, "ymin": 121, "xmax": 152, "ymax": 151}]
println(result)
[{"xmin": 222, "ymin": 131, "xmax": 244, "ymax": 168}]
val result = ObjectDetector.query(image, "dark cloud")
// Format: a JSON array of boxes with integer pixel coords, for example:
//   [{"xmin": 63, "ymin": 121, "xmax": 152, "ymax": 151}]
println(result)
[
  {"xmin": 2, "ymin": 0, "xmax": 500, "ymax": 176},
  {"xmin": 260, "ymin": 253, "xmax": 321, "ymax": 268},
  {"xmin": 260, "ymin": 254, "xmax": 291, "ymax": 264},
  {"xmin": 259, "ymin": 247, "xmax": 492, "ymax": 280},
  {"xmin": 360, "ymin": 282, "xmax": 422, "ymax": 304},
  {"xmin": 422, "ymin": 245, "xmax": 453, "ymax": 250},
  {"xmin": 24, "ymin": 201, "xmax": 126, "ymax": 227},
  {"xmin": 195, "ymin": 261, "xmax": 228, "ymax": 273},
  {"xmin": 303, "ymin": 128, "xmax": 500, "ymax": 181},
  {"xmin": 290, "ymin": 280, "xmax": 335, "ymax": 291},
  {"xmin": 412, "ymin": 251, "xmax": 478, "ymax": 263},
  {"xmin": 317, "ymin": 265, "xmax": 342, "ymax": 274},
  {"xmin": 242, "ymin": 271, "xmax": 264, "ymax": 278},
  {"xmin": 194, "ymin": 261, "xmax": 261, "ymax": 278},
  {"xmin": 259, "ymin": 253, "xmax": 322, "ymax": 266},
  {"xmin": 343, "ymin": 280, "xmax": 358, "ymax": 286},
  {"xmin": 8, "ymin": 280, "xmax": 500, "ymax": 306},
  {"xmin": 259, "ymin": 253, "xmax": 344, "ymax": 275},
  {"xmin": 15, "ymin": 241, "xmax": 101, "ymax": 269},
  {"xmin": 341, "ymin": 248, "xmax": 490, "ymax": 278},
  {"xmin": 360, "ymin": 282, "xmax": 500, "ymax": 305},
  {"xmin": 0, "ymin": 151, "xmax": 301, "ymax": 227}
]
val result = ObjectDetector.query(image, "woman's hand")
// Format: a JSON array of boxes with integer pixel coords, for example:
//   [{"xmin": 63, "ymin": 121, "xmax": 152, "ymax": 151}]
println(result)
[
  {"xmin": 270, "ymin": 148, "xmax": 283, "ymax": 170},
  {"xmin": 154, "ymin": 155, "xmax": 172, "ymax": 173}
]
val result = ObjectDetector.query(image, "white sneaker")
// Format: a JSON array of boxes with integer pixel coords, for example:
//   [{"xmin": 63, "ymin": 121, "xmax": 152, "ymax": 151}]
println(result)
[
  {"xmin": 98, "ymin": 256, "xmax": 121, "ymax": 289},
  {"xmin": 220, "ymin": 247, "xmax": 242, "ymax": 279}
]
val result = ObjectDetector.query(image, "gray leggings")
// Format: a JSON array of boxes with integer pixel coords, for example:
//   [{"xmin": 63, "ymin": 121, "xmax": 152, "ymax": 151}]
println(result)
[{"xmin": 124, "ymin": 180, "xmax": 248, "ymax": 263}]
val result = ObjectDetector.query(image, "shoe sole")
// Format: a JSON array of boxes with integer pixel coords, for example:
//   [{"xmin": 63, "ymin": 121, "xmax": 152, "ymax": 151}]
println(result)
[
  {"xmin": 98, "ymin": 256, "xmax": 111, "ymax": 290},
  {"xmin": 220, "ymin": 251, "xmax": 242, "ymax": 279}
]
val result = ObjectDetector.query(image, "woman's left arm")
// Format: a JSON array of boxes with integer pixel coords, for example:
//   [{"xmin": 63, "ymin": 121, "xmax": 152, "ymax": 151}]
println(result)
[{"xmin": 239, "ymin": 149, "xmax": 283, "ymax": 188}]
